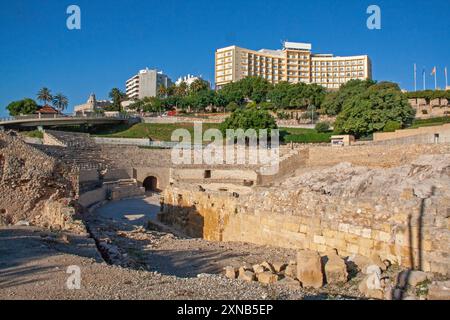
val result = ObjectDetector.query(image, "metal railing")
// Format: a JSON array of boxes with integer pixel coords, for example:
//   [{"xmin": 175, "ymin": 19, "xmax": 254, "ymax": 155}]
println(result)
[{"xmin": 0, "ymin": 113, "xmax": 134, "ymax": 123}]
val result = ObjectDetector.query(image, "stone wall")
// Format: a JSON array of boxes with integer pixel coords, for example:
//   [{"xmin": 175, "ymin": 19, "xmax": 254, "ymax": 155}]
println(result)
[
  {"xmin": 160, "ymin": 153, "xmax": 450, "ymax": 275},
  {"xmin": 373, "ymin": 124, "xmax": 450, "ymax": 143},
  {"xmin": 257, "ymin": 148, "xmax": 307, "ymax": 185},
  {"xmin": 409, "ymin": 98, "xmax": 450, "ymax": 119},
  {"xmin": 307, "ymin": 143, "xmax": 450, "ymax": 168}
]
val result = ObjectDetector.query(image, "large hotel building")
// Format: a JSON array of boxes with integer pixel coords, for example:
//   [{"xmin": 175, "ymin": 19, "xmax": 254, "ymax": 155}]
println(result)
[{"xmin": 215, "ymin": 42, "xmax": 372, "ymax": 90}]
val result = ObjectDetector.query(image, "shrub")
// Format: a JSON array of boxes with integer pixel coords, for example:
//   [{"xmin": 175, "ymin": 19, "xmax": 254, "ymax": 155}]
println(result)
[
  {"xmin": 220, "ymin": 108, "xmax": 278, "ymax": 138},
  {"xmin": 383, "ymin": 120, "xmax": 402, "ymax": 132},
  {"xmin": 301, "ymin": 111, "xmax": 319, "ymax": 121},
  {"xmin": 284, "ymin": 133, "xmax": 332, "ymax": 144},
  {"xmin": 225, "ymin": 102, "xmax": 239, "ymax": 112},
  {"xmin": 277, "ymin": 111, "xmax": 290, "ymax": 120},
  {"xmin": 315, "ymin": 122, "xmax": 330, "ymax": 133}
]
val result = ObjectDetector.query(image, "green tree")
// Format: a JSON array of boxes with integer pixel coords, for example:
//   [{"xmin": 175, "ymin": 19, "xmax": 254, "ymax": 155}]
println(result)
[
  {"xmin": 225, "ymin": 102, "xmax": 239, "ymax": 112},
  {"xmin": 108, "ymin": 88, "xmax": 126, "ymax": 112},
  {"xmin": 157, "ymin": 85, "xmax": 168, "ymax": 98},
  {"xmin": 174, "ymin": 82, "xmax": 189, "ymax": 97},
  {"xmin": 268, "ymin": 82, "xmax": 326, "ymax": 110},
  {"xmin": 383, "ymin": 120, "xmax": 402, "ymax": 132},
  {"xmin": 188, "ymin": 90, "xmax": 216, "ymax": 112},
  {"xmin": 140, "ymin": 97, "xmax": 164, "ymax": 113},
  {"xmin": 315, "ymin": 122, "xmax": 330, "ymax": 133},
  {"xmin": 219, "ymin": 77, "xmax": 272, "ymax": 105},
  {"xmin": 220, "ymin": 108, "xmax": 278, "ymax": 138},
  {"xmin": 6, "ymin": 98, "xmax": 38, "ymax": 116},
  {"xmin": 213, "ymin": 92, "xmax": 228, "ymax": 111},
  {"xmin": 37, "ymin": 87, "xmax": 53, "ymax": 106},
  {"xmin": 333, "ymin": 86, "xmax": 415, "ymax": 137},
  {"xmin": 321, "ymin": 79, "xmax": 376, "ymax": 116},
  {"xmin": 189, "ymin": 79, "xmax": 210, "ymax": 93},
  {"xmin": 52, "ymin": 93, "xmax": 69, "ymax": 112}
]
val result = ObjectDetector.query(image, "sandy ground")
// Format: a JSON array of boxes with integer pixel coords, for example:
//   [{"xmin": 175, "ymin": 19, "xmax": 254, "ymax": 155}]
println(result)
[{"xmin": 0, "ymin": 195, "xmax": 364, "ymax": 300}]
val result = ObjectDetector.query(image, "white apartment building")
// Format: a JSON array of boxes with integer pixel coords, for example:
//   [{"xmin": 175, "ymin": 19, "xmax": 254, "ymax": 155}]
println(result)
[
  {"xmin": 175, "ymin": 74, "xmax": 208, "ymax": 87},
  {"xmin": 215, "ymin": 42, "xmax": 372, "ymax": 90},
  {"xmin": 126, "ymin": 68, "xmax": 173, "ymax": 99}
]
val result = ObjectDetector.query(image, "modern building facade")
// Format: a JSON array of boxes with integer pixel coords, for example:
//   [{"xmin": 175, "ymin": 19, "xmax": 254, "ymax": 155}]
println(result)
[
  {"xmin": 215, "ymin": 42, "xmax": 372, "ymax": 90},
  {"xmin": 175, "ymin": 74, "xmax": 208, "ymax": 87},
  {"xmin": 126, "ymin": 68, "xmax": 173, "ymax": 99}
]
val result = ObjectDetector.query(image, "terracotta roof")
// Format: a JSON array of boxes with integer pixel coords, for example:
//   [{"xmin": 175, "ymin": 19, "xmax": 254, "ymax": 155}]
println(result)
[{"xmin": 36, "ymin": 105, "xmax": 59, "ymax": 114}]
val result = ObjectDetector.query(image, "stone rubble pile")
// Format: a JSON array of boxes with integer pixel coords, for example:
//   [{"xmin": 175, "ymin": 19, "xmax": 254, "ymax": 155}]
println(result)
[
  {"xmin": 224, "ymin": 248, "xmax": 449, "ymax": 300},
  {"xmin": 0, "ymin": 131, "xmax": 83, "ymax": 232}
]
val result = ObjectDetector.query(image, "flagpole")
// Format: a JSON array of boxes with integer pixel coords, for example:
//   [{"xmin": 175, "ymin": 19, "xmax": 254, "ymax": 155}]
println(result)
[
  {"xmin": 435, "ymin": 67, "xmax": 437, "ymax": 90},
  {"xmin": 423, "ymin": 69, "xmax": 426, "ymax": 90},
  {"xmin": 414, "ymin": 64, "xmax": 417, "ymax": 91},
  {"xmin": 445, "ymin": 67, "xmax": 448, "ymax": 89}
]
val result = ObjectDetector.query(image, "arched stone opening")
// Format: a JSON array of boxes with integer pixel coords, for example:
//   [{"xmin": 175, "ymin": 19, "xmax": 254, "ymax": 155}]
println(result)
[{"xmin": 143, "ymin": 176, "xmax": 159, "ymax": 192}]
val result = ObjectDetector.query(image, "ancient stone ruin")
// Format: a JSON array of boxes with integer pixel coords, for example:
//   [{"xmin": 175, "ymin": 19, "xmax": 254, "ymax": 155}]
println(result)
[{"xmin": 0, "ymin": 131, "xmax": 84, "ymax": 233}]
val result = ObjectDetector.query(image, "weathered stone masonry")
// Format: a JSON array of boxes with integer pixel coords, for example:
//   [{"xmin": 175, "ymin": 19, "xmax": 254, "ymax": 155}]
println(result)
[
  {"xmin": 160, "ymin": 150, "xmax": 450, "ymax": 276},
  {"xmin": 161, "ymin": 184, "xmax": 449, "ymax": 275}
]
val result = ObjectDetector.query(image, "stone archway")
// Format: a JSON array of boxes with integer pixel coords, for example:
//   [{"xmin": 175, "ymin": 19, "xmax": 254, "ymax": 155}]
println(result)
[{"xmin": 143, "ymin": 176, "xmax": 159, "ymax": 192}]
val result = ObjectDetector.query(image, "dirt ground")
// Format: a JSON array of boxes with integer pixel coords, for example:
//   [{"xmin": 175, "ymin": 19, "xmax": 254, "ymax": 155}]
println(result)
[{"xmin": 0, "ymin": 195, "xmax": 365, "ymax": 300}]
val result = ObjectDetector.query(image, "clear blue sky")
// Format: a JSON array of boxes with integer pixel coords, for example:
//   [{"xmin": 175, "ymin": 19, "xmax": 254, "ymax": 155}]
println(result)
[{"xmin": 0, "ymin": 0, "xmax": 449, "ymax": 116}]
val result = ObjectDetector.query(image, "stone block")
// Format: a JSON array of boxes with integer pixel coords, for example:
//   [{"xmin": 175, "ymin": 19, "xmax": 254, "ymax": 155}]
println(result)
[
  {"xmin": 224, "ymin": 266, "xmax": 238, "ymax": 279},
  {"xmin": 427, "ymin": 281, "xmax": 450, "ymax": 300},
  {"xmin": 312, "ymin": 235, "xmax": 325, "ymax": 245},
  {"xmin": 358, "ymin": 267, "xmax": 383, "ymax": 300},
  {"xmin": 257, "ymin": 272, "xmax": 280, "ymax": 284},
  {"xmin": 285, "ymin": 264, "xmax": 297, "ymax": 279},
  {"xmin": 347, "ymin": 244, "xmax": 359, "ymax": 255},
  {"xmin": 260, "ymin": 261, "xmax": 275, "ymax": 273},
  {"xmin": 397, "ymin": 270, "xmax": 430, "ymax": 287},
  {"xmin": 370, "ymin": 253, "xmax": 388, "ymax": 271},
  {"xmin": 272, "ymin": 262, "xmax": 287, "ymax": 273},
  {"xmin": 324, "ymin": 252, "xmax": 348, "ymax": 284},
  {"xmin": 238, "ymin": 270, "xmax": 256, "ymax": 282},
  {"xmin": 252, "ymin": 264, "xmax": 265, "ymax": 274},
  {"xmin": 296, "ymin": 250, "xmax": 323, "ymax": 289},
  {"xmin": 277, "ymin": 277, "xmax": 301, "ymax": 289}
]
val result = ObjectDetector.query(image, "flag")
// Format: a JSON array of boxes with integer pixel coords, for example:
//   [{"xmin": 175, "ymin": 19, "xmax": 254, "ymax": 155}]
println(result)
[{"xmin": 431, "ymin": 67, "xmax": 436, "ymax": 76}]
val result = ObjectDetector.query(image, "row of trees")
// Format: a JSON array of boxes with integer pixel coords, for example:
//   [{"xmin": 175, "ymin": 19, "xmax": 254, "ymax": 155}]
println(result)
[
  {"xmin": 124, "ymin": 77, "xmax": 328, "ymax": 114},
  {"xmin": 6, "ymin": 87, "xmax": 69, "ymax": 116},
  {"xmin": 405, "ymin": 89, "xmax": 450, "ymax": 101},
  {"xmin": 218, "ymin": 79, "xmax": 416, "ymax": 138}
]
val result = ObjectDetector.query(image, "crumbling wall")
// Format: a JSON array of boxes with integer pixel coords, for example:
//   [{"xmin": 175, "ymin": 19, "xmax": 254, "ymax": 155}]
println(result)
[
  {"xmin": 160, "ymin": 154, "xmax": 450, "ymax": 275},
  {"xmin": 0, "ymin": 132, "xmax": 82, "ymax": 232}
]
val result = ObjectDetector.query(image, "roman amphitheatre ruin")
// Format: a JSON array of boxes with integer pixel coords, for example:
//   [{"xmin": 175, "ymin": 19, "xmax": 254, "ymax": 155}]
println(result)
[{"xmin": 0, "ymin": 124, "xmax": 449, "ymax": 300}]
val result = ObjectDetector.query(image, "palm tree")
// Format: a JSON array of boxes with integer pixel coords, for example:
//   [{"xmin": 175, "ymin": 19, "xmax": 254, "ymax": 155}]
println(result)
[
  {"xmin": 189, "ymin": 79, "xmax": 209, "ymax": 93},
  {"xmin": 37, "ymin": 87, "xmax": 53, "ymax": 106},
  {"xmin": 175, "ymin": 82, "xmax": 188, "ymax": 97},
  {"xmin": 157, "ymin": 85, "xmax": 168, "ymax": 98},
  {"xmin": 109, "ymin": 88, "xmax": 126, "ymax": 112},
  {"xmin": 52, "ymin": 93, "xmax": 69, "ymax": 113}
]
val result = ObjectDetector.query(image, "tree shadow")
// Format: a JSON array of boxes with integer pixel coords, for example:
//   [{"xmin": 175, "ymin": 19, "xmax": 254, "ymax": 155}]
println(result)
[
  {"xmin": 0, "ymin": 227, "xmax": 102, "ymax": 290},
  {"xmin": 392, "ymin": 186, "xmax": 435, "ymax": 300}
]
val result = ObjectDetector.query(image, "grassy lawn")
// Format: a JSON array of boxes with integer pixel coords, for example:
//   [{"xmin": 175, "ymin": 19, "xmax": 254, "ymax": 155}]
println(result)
[
  {"xmin": 94, "ymin": 123, "xmax": 221, "ymax": 141},
  {"xmin": 21, "ymin": 130, "xmax": 43, "ymax": 139},
  {"xmin": 409, "ymin": 116, "xmax": 450, "ymax": 129},
  {"xmin": 93, "ymin": 123, "xmax": 332, "ymax": 144},
  {"xmin": 280, "ymin": 127, "xmax": 333, "ymax": 144}
]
